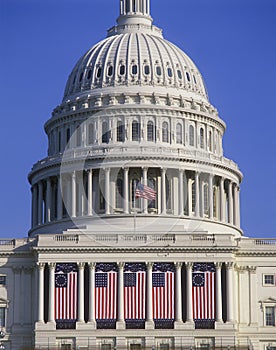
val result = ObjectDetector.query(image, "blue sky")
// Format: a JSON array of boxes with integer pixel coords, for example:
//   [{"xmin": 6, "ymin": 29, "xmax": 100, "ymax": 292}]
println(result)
[{"xmin": 1, "ymin": 0, "xmax": 276, "ymax": 238}]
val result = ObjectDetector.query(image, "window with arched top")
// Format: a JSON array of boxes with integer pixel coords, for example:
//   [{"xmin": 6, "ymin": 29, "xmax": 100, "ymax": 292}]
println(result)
[
  {"xmin": 132, "ymin": 64, "xmax": 138, "ymax": 75},
  {"xmin": 176, "ymin": 123, "xmax": 182, "ymax": 144},
  {"xmin": 107, "ymin": 66, "xmax": 113, "ymax": 77},
  {"xmin": 66, "ymin": 128, "xmax": 71, "ymax": 144},
  {"xmin": 144, "ymin": 65, "xmax": 150, "ymax": 75},
  {"xmin": 87, "ymin": 69, "xmax": 92, "ymax": 80},
  {"xmin": 96, "ymin": 67, "xmax": 102, "ymax": 79},
  {"xmin": 117, "ymin": 121, "xmax": 125, "ymax": 142},
  {"xmin": 162, "ymin": 122, "xmax": 169, "ymax": 143},
  {"xmin": 200, "ymin": 128, "xmax": 204, "ymax": 149},
  {"xmin": 209, "ymin": 130, "xmax": 213, "ymax": 151},
  {"xmin": 156, "ymin": 66, "xmax": 162, "ymax": 76},
  {"xmin": 119, "ymin": 64, "xmax": 126, "ymax": 76},
  {"xmin": 213, "ymin": 186, "xmax": 218, "ymax": 219},
  {"xmin": 76, "ymin": 126, "xmax": 82, "ymax": 147},
  {"xmin": 191, "ymin": 180, "xmax": 196, "ymax": 213},
  {"xmin": 186, "ymin": 72, "xmax": 191, "ymax": 82},
  {"xmin": 189, "ymin": 125, "xmax": 195, "ymax": 146},
  {"xmin": 132, "ymin": 121, "xmax": 140, "ymax": 141},
  {"xmin": 167, "ymin": 67, "xmax": 173, "ymax": 78},
  {"xmin": 177, "ymin": 70, "xmax": 182, "ymax": 80},
  {"xmin": 102, "ymin": 121, "xmax": 110, "ymax": 144},
  {"xmin": 147, "ymin": 121, "xmax": 155, "ymax": 142}
]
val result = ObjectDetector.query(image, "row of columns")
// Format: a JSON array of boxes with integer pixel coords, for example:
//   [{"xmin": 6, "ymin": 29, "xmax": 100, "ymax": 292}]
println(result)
[
  {"xmin": 37, "ymin": 261, "xmax": 235, "ymax": 328},
  {"xmin": 32, "ymin": 168, "xmax": 240, "ymax": 228}
]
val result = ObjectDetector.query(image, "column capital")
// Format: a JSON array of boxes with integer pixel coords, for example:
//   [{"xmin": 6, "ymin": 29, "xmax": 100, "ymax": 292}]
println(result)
[
  {"xmin": 179, "ymin": 168, "xmax": 184, "ymax": 174},
  {"xmin": 225, "ymin": 262, "xmax": 234, "ymax": 269},
  {"xmin": 186, "ymin": 262, "xmax": 193, "ymax": 269},
  {"xmin": 37, "ymin": 262, "xmax": 46, "ymax": 270},
  {"xmin": 146, "ymin": 262, "xmax": 154, "ymax": 269},
  {"xmin": 104, "ymin": 167, "xmax": 110, "ymax": 172},
  {"xmin": 248, "ymin": 266, "xmax": 257, "ymax": 273},
  {"xmin": 49, "ymin": 263, "xmax": 56, "ymax": 270},
  {"xmin": 123, "ymin": 166, "xmax": 129, "ymax": 172},
  {"xmin": 161, "ymin": 167, "xmax": 167, "ymax": 173},
  {"xmin": 175, "ymin": 262, "xmax": 183, "ymax": 269},
  {"xmin": 72, "ymin": 171, "xmax": 76, "ymax": 178},
  {"xmin": 86, "ymin": 168, "xmax": 93, "ymax": 174},
  {"xmin": 118, "ymin": 262, "xmax": 125, "ymax": 269},
  {"xmin": 88, "ymin": 262, "xmax": 96, "ymax": 270},
  {"xmin": 13, "ymin": 266, "xmax": 22, "ymax": 273},
  {"xmin": 215, "ymin": 262, "xmax": 223, "ymax": 269},
  {"xmin": 142, "ymin": 166, "xmax": 148, "ymax": 171},
  {"xmin": 77, "ymin": 262, "xmax": 86, "ymax": 270}
]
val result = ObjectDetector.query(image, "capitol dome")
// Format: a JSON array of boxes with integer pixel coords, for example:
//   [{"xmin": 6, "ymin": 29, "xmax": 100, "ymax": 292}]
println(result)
[
  {"xmin": 63, "ymin": 32, "xmax": 208, "ymax": 102},
  {"xmin": 28, "ymin": 0, "xmax": 242, "ymax": 238}
]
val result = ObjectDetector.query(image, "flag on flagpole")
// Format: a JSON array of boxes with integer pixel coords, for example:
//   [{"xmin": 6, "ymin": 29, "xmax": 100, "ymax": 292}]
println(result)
[
  {"xmin": 135, "ymin": 181, "xmax": 156, "ymax": 200},
  {"xmin": 55, "ymin": 263, "xmax": 78, "ymax": 321},
  {"xmin": 192, "ymin": 263, "xmax": 216, "ymax": 320}
]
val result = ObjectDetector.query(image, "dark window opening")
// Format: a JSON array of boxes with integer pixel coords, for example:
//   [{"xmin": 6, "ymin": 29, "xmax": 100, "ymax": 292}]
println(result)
[
  {"xmin": 66, "ymin": 128, "xmax": 71, "ymax": 143},
  {"xmin": 79, "ymin": 72, "xmax": 83, "ymax": 82},
  {"xmin": 117, "ymin": 121, "xmax": 125, "ymax": 142},
  {"xmin": 167, "ymin": 67, "xmax": 173, "ymax": 77},
  {"xmin": 144, "ymin": 65, "xmax": 150, "ymax": 75},
  {"xmin": 132, "ymin": 121, "xmax": 140, "ymax": 141},
  {"xmin": 177, "ymin": 70, "xmax": 182, "ymax": 79},
  {"xmin": 120, "ymin": 65, "xmax": 126, "ymax": 75},
  {"xmin": 186, "ymin": 72, "xmax": 191, "ymax": 82},
  {"xmin": 156, "ymin": 66, "xmax": 162, "ymax": 76},
  {"xmin": 87, "ymin": 69, "xmax": 92, "ymax": 80},
  {"xmin": 132, "ymin": 65, "xmax": 138, "ymax": 75},
  {"xmin": 107, "ymin": 66, "xmax": 113, "ymax": 77},
  {"xmin": 96, "ymin": 67, "xmax": 102, "ymax": 79}
]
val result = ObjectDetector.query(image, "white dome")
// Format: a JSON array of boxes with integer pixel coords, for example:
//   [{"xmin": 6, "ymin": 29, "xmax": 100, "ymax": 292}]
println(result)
[{"xmin": 63, "ymin": 32, "xmax": 208, "ymax": 102}]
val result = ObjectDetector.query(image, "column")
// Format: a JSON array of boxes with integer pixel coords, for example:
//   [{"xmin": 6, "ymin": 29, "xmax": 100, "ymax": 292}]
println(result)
[
  {"xmin": 123, "ymin": 167, "xmax": 129, "ymax": 214},
  {"xmin": 233, "ymin": 184, "xmax": 239, "ymax": 226},
  {"xmin": 228, "ymin": 181, "xmax": 233, "ymax": 224},
  {"xmin": 46, "ymin": 178, "xmax": 51, "ymax": 223},
  {"xmin": 215, "ymin": 262, "xmax": 223, "ymax": 324},
  {"xmin": 88, "ymin": 263, "xmax": 96, "ymax": 326},
  {"xmin": 13, "ymin": 267, "xmax": 22, "ymax": 325},
  {"xmin": 178, "ymin": 170, "xmax": 184, "ymax": 216},
  {"xmin": 77, "ymin": 263, "xmax": 85, "ymax": 323},
  {"xmin": 116, "ymin": 262, "xmax": 125, "ymax": 329},
  {"xmin": 188, "ymin": 178, "xmax": 193, "ymax": 216},
  {"xmin": 37, "ymin": 263, "xmax": 45, "ymax": 323},
  {"xmin": 71, "ymin": 171, "xmax": 77, "ymax": 218},
  {"xmin": 226, "ymin": 262, "xmax": 234, "ymax": 323},
  {"xmin": 57, "ymin": 175, "xmax": 63, "ymax": 220},
  {"xmin": 237, "ymin": 186, "xmax": 241, "ymax": 227},
  {"xmin": 175, "ymin": 262, "xmax": 183, "ymax": 327},
  {"xmin": 48, "ymin": 263, "xmax": 56, "ymax": 323},
  {"xmin": 249, "ymin": 266, "xmax": 258, "ymax": 326},
  {"xmin": 209, "ymin": 174, "xmax": 214, "ymax": 219},
  {"xmin": 220, "ymin": 177, "xmax": 225, "ymax": 222},
  {"xmin": 186, "ymin": 262, "xmax": 194, "ymax": 324},
  {"xmin": 143, "ymin": 167, "xmax": 148, "ymax": 214},
  {"xmin": 195, "ymin": 172, "xmax": 200, "ymax": 217},
  {"xmin": 161, "ymin": 168, "xmax": 167, "ymax": 214},
  {"xmin": 37, "ymin": 181, "xmax": 43, "ymax": 225},
  {"xmin": 145, "ymin": 262, "xmax": 154, "ymax": 329},
  {"xmin": 105, "ymin": 168, "xmax": 110, "ymax": 215},
  {"xmin": 88, "ymin": 169, "xmax": 93, "ymax": 216},
  {"xmin": 32, "ymin": 184, "xmax": 38, "ymax": 227}
]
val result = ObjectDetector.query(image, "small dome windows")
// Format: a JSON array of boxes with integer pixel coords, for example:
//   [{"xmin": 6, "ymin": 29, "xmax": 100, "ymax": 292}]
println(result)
[
  {"xmin": 87, "ymin": 69, "xmax": 92, "ymax": 80},
  {"xmin": 144, "ymin": 65, "xmax": 150, "ymax": 75},
  {"xmin": 167, "ymin": 67, "xmax": 173, "ymax": 78},
  {"xmin": 96, "ymin": 67, "xmax": 102, "ymax": 79},
  {"xmin": 177, "ymin": 70, "xmax": 182, "ymax": 80},
  {"xmin": 79, "ymin": 72, "xmax": 84, "ymax": 82},
  {"xmin": 132, "ymin": 64, "xmax": 138, "ymax": 75},
  {"xmin": 193, "ymin": 75, "xmax": 197, "ymax": 84},
  {"xmin": 156, "ymin": 66, "xmax": 162, "ymax": 76},
  {"xmin": 186, "ymin": 72, "xmax": 191, "ymax": 82},
  {"xmin": 119, "ymin": 64, "xmax": 126, "ymax": 75},
  {"xmin": 107, "ymin": 65, "xmax": 113, "ymax": 77}
]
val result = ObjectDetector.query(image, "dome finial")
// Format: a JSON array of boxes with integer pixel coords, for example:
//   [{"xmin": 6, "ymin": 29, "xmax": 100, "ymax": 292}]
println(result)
[{"xmin": 117, "ymin": 0, "xmax": 153, "ymax": 27}]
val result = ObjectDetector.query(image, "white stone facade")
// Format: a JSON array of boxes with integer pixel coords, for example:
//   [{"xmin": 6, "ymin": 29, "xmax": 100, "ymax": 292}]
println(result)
[{"xmin": 0, "ymin": 0, "xmax": 275, "ymax": 349}]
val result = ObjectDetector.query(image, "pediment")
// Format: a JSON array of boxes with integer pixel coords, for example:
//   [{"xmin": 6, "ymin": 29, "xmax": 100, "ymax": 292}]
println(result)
[{"xmin": 260, "ymin": 297, "xmax": 276, "ymax": 303}]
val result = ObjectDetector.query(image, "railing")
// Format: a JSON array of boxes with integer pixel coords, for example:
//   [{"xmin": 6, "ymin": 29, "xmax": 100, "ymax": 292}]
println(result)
[
  {"xmin": 254, "ymin": 239, "xmax": 276, "ymax": 245},
  {"xmin": 54, "ymin": 235, "xmax": 79, "ymax": 243}
]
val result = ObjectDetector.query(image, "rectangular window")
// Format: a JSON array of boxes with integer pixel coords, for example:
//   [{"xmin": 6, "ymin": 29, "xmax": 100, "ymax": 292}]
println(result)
[
  {"xmin": 265, "ymin": 306, "xmax": 275, "ymax": 326},
  {"xmin": 0, "ymin": 307, "xmax": 5, "ymax": 327},
  {"xmin": 263, "ymin": 274, "xmax": 275, "ymax": 286},
  {"xmin": 0, "ymin": 276, "xmax": 6, "ymax": 286}
]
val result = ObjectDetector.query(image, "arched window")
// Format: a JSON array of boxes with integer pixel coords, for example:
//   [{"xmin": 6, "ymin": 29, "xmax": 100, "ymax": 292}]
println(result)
[
  {"xmin": 209, "ymin": 130, "xmax": 213, "ymax": 151},
  {"xmin": 147, "ymin": 121, "xmax": 154, "ymax": 142},
  {"xmin": 177, "ymin": 70, "xmax": 182, "ymax": 79},
  {"xmin": 144, "ymin": 65, "xmax": 150, "ymax": 75},
  {"xmin": 162, "ymin": 121, "xmax": 169, "ymax": 143},
  {"xmin": 167, "ymin": 67, "xmax": 173, "ymax": 78},
  {"xmin": 186, "ymin": 72, "xmax": 191, "ymax": 82},
  {"xmin": 107, "ymin": 66, "xmax": 113, "ymax": 77},
  {"xmin": 200, "ymin": 128, "xmax": 204, "ymax": 149},
  {"xmin": 132, "ymin": 65, "xmax": 138, "ymax": 75},
  {"xmin": 189, "ymin": 125, "xmax": 195, "ymax": 146},
  {"xmin": 117, "ymin": 121, "xmax": 125, "ymax": 142},
  {"xmin": 87, "ymin": 69, "xmax": 92, "ymax": 80},
  {"xmin": 176, "ymin": 123, "xmax": 182, "ymax": 144},
  {"xmin": 96, "ymin": 67, "xmax": 102, "ymax": 79},
  {"xmin": 132, "ymin": 121, "xmax": 140, "ymax": 141},
  {"xmin": 58, "ymin": 131, "xmax": 61, "ymax": 152},
  {"xmin": 156, "ymin": 66, "xmax": 162, "ymax": 76},
  {"xmin": 119, "ymin": 64, "xmax": 126, "ymax": 75},
  {"xmin": 66, "ymin": 128, "xmax": 71, "ymax": 144},
  {"xmin": 213, "ymin": 186, "xmax": 218, "ymax": 219},
  {"xmin": 102, "ymin": 121, "xmax": 110, "ymax": 144},
  {"xmin": 191, "ymin": 180, "xmax": 196, "ymax": 213},
  {"xmin": 79, "ymin": 72, "xmax": 83, "ymax": 82}
]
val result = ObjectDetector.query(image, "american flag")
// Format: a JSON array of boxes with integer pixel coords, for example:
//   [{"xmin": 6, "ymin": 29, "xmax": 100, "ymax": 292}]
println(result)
[
  {"xmin": 124, "ymin": 264, "xmax": 146, "ymax": 320},
  {"xmin": 192, "ymin": 263, "xmax": 216, "ymax": 320},
  {"xmin": 55, "ymin": 263, "xmax": 78, "ymax": 321},
  {"xmin": 95, "ymin": 264, "xmax": 117, "ymax": 320},
  {"xmin": 152, "ymin": 263, "xmax": 175, "ymax": 320},
  {"xmin": 135, "ymin": 182, "xmax": 156, "ymax": 200}
]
